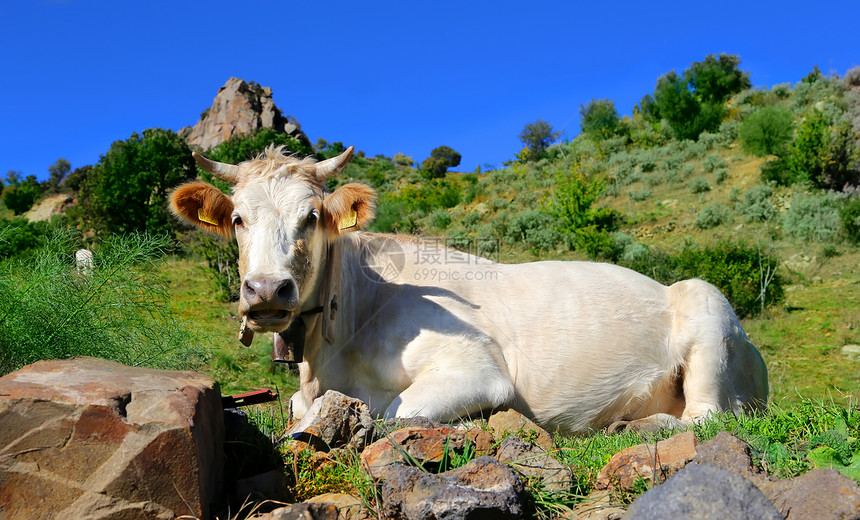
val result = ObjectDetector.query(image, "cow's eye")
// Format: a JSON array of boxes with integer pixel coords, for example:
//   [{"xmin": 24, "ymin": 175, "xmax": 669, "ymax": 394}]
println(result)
[
  {"xmin": 231, "ymin": 213, "xmax": 243, "ymax": 227},
  {"xmin": 307, "ymin": 209, "xmax": 319, "ymax": 227}
]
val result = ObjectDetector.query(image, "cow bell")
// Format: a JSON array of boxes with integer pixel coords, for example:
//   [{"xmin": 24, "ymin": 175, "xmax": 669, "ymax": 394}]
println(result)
[
  {"xmin": 238, "ymin": 317, "xmax": 255, "ymax": 346},
  {"xmin": 273, "ymin": 319, "xmax": 305, "ymax": 366}
]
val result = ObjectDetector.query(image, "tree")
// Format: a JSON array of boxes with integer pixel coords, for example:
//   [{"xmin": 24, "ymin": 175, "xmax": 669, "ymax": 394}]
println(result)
[
  {"xmin": 421, "ymin": 146, "xmax": 461, "ymax": 179},
  {"xmin": 687, "ymin": 54, "xmax": 751, "ymax": 104},
  {"xmin": 739, "ymin": 106, "xmax": 794, "ymax": 157},
  {"xmin": 2, "ymin": 171, "xmax": 42, "ymax": 215},
  {"xmin": 650, "ymin": 54, "xmax": 750, "ymax": 141},
  {"xmin": 63, "ymin": 165, "xmax": 92, "ymax": 193},
  {"xmin": 519, "ymin": 119, "xmax": 559, "ymax": 158},
  {"xmin": 72, "ymin": 128, "xmax": 196, "ymax": 235},
  {"xmin": 579, "ymin": 99, "xmax": 624, "ymax": 140},
  {"xmin": 46, "ymin": 158, "xmax": 71, "ymax": 193}
]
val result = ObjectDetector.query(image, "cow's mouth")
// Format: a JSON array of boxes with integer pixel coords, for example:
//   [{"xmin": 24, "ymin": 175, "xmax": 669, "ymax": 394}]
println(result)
[{"xmin": 247, "ymin": 309, "xmax": 291, "ymax": 329}]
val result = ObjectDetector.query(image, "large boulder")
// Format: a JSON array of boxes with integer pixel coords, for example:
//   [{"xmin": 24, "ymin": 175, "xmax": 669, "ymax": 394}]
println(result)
[
  {"xmin": 0, "ymin": 357, "xmax": 224, "ymax": 520},
  {"xmin": 282, "ymin": 390, "xmax": 375, "ymax": 453},
  {"xmin": 180, "ymin": 77, "xmax": 312, "ymax": 151}
]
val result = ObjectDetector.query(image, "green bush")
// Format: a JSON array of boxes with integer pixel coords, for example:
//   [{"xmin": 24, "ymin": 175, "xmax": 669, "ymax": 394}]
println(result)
[
  {"xmin": 713, "ymin": 168, "xmax": 728, "ymax": 184},
  {"xmin": 0, "ymin": 231, "xmax": 204, "ymax": 375},
  {"xmin": 620, "ymin": 241, "xmax": 783, "ymax": 318},
  {"xmin": 695, "ymin": 203, "xmax": 731, "ymax": 229},
  {"xmin": 0, "ymin": 219, "xmax": 63, "ymax": 259},
  {"xmin": 543, "ymin": 166, "xmax": 621, "ymax": 257},
  {"xmin": 840, "ymin": 198, "xmax": 860, "ymax": 244},
  {"xmin": 737, "ymin": 184, "xmax": 777, "ymax": 222},
  {"xmin": 782, "ymin": 193, "xmax": 841, "ymax": 241},
  {"xmin": 703, "ymin": 153, "xmax": 726, "ymax": 173},
  {"xmin": 675, "ymin": 241, "xmax": 783, "ymax": 318},
  {"xmin": 738, "ymin": 105, "xmax": 794, "ymax": 157},
  {"xmin": 580, "ymin": 99, "xmax": 625, "ymax": 140}
]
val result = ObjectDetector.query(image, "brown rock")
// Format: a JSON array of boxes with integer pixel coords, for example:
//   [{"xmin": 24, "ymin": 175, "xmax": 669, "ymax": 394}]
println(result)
[
  {"xmin": 596, "ymin": 431, "xmax": 698, "ymax": 491},
  {"xmin": 0, "ymin": 357, "xmax": 224, "ymax": 520},
  {"xmin": 181, "ymin": 77, "xmax": 311, "ymax": 151},
  {"xmin": 488, "ymin": 408, "xmax": 556, "ymax": 451},
  {"xmin": 495, "ymin": 435, "xmax": 573, "ymax": 492},
  {"xmin": 466, "ymin": 427, "xmax": 496, "ymax": 456},
  {"xmin": 360, "ymin": 427, "xmax": 467, "ymax": 480}
]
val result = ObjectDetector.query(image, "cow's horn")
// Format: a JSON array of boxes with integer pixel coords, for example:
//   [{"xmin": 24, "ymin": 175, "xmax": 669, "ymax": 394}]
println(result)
[
  {"xmin": 193, "ymin": 152, "xmax": 241, "ymax": 183},
  {"xmin": 315, "ymin": 146, "xmax": 354, "ymax": 180}
]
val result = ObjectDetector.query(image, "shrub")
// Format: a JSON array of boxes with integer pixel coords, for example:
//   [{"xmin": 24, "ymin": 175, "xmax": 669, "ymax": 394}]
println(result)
[
  {"xmin": 690, "ymin": 177, "xmax": 711, "ymax": 194},
  {"xmin": 0, "ymin": 231, "xmax": 204, "ymax": 376},
  {"xmin": 695, "ymin": 203, "xmax": 731, "ymax": 229},
  {"xmin": 737, "ymin": 184, "xmax": 776, "ymax": 222},
  {"xmin": 629, "ymin": 189, "xmax": 651, "ymax": 201},
  {"xmin": 714, "ymin": 168, "xmax": 728, "ymax": 184},
  {"xmin": 703, "ymin": 153, "xmax": 726, "ymax": 173},
  {"xmin": 840, "ymin": 197, "xmax": 860, "ymax": 243},
  {"xmin": 739, "ymin": 105, "xmax": 794, "ymax": 157},
  {"xmin": 782, "ymin": 193, "xmax": 841, "ymax": 241}
]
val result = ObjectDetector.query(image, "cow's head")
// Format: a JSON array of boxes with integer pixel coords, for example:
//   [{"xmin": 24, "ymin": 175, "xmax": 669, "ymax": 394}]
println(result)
[{"xmin": 170, "ymin": 146, "xmax": 375, "ymax": 334}]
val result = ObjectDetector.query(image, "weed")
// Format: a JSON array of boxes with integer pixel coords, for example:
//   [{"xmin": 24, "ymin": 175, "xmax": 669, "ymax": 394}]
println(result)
[{"xmin": 782, "ymin": 192, "xmax": 841, "ymax": 241}]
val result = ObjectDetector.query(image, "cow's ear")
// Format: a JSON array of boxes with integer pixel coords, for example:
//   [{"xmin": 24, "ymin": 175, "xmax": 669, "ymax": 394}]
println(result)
[
  {"xmin": 170, "ymin": 182, "xmax": 234, "ymax": 237},
  {"xmin": 322, "ymin": 183, "xmax": 376, "ymax": 235}
]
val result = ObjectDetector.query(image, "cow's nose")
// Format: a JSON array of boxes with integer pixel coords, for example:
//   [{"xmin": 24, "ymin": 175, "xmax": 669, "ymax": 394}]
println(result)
[{"xmin": 242, "ymin": 275, "xmax": 298, "ymax": 308}]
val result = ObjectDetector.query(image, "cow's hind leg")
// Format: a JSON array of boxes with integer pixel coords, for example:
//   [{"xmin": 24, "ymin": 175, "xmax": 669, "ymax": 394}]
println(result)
[{"xmin": 609, "ymin": 280, "xmax": 768, "ymax": 434}]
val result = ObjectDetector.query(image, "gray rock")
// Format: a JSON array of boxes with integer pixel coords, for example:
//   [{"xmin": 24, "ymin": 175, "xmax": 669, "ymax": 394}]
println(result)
[
  {"xmin": 624, "ymin": 463, "xmax": 782, "ymax": 520},
  {"xmin": 283, "ymin": 390, "xmax": 375, "ymax": 453},
  {"xmin": 842, "ymin": 344, "xmax": 860, "ymax": 361},
  {"xmin": 181, "ymin": 77, "xmax": 312, "ymax": 151},
  {"xmin": 496, "ymin": 435, "xmax": 573, "ymax": 492},
  {"xmin": 770, "ymin": 469, "xmax": 860, "ymax": 520},
  {"xmin": 381, "ymin": 456, "xmax": 524, "ymax": 520}
]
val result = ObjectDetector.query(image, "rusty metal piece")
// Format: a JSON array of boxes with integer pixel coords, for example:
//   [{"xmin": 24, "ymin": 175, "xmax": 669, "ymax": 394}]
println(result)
[{"xmin": 222, "ymin": 389, "xmax": 278, "ymax": 408}]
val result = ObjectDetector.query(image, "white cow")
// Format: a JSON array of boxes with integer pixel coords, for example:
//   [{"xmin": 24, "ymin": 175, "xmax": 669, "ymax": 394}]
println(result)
[{"xmin": 170, "ymin": 146, "xmax": 768, "ymax": 434}]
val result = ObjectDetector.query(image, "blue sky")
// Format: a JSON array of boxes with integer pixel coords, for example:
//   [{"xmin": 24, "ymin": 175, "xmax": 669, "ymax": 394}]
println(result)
[{"xmin": 2, "ymin": 1, "xmax": 859, "ymax": 180}]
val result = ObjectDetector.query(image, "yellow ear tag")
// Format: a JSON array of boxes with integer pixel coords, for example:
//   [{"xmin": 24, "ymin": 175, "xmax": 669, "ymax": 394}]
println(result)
[
  {"xmin": 338, "ymin": 209, "xmax": 358, "ymax": 230},
  {"xmin": 197, "ymin": 208, "xmax": 218, "ymax": 226}
]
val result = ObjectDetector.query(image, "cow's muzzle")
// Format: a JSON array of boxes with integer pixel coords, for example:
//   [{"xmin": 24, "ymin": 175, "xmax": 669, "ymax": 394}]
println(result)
[{"xmin": 241, "ymin": 275, "xmax": 299, "ymax": 331}]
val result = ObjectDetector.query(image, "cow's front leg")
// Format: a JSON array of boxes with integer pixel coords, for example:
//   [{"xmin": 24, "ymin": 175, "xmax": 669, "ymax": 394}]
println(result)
[
  {"xmin": 289, "ymin": 390, "xmax": 309, "ymax": 420},
  {"xmin": 383, "ymin": 373, "xmax": 515, "ymax": 423}
]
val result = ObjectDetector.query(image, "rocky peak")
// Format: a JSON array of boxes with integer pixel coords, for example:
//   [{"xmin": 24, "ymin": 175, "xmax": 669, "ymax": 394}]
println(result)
[{"xmin": 180, "ymin": 77, "xmax": 311, "ymax": 151}]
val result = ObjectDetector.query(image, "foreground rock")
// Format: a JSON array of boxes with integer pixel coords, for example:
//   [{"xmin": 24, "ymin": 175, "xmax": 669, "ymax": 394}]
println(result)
[
  {"xmin": 495, "ymin": 435, "xmax": 573, "ymax": 492},
  {"xmin": 381, "ymin": 456, "xmax": 524, "ymax": 520},
  {"xmin": 283, "ymin": 390, "xmax": 375, "ymax": 453},
  {"xmin": 597, "ymin": 431, "xmax": 698, "ymax": 491},
  {"xmin": 361, "ymin": 427, "xmax": 467, "ymax": 480},
  {"xmin": 0, "ymin": 357, "xmax": 224, "ymax": 520},
  {"xmin": 625, "ymin": 463, "xmax": 783, "ymax": 519}
]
